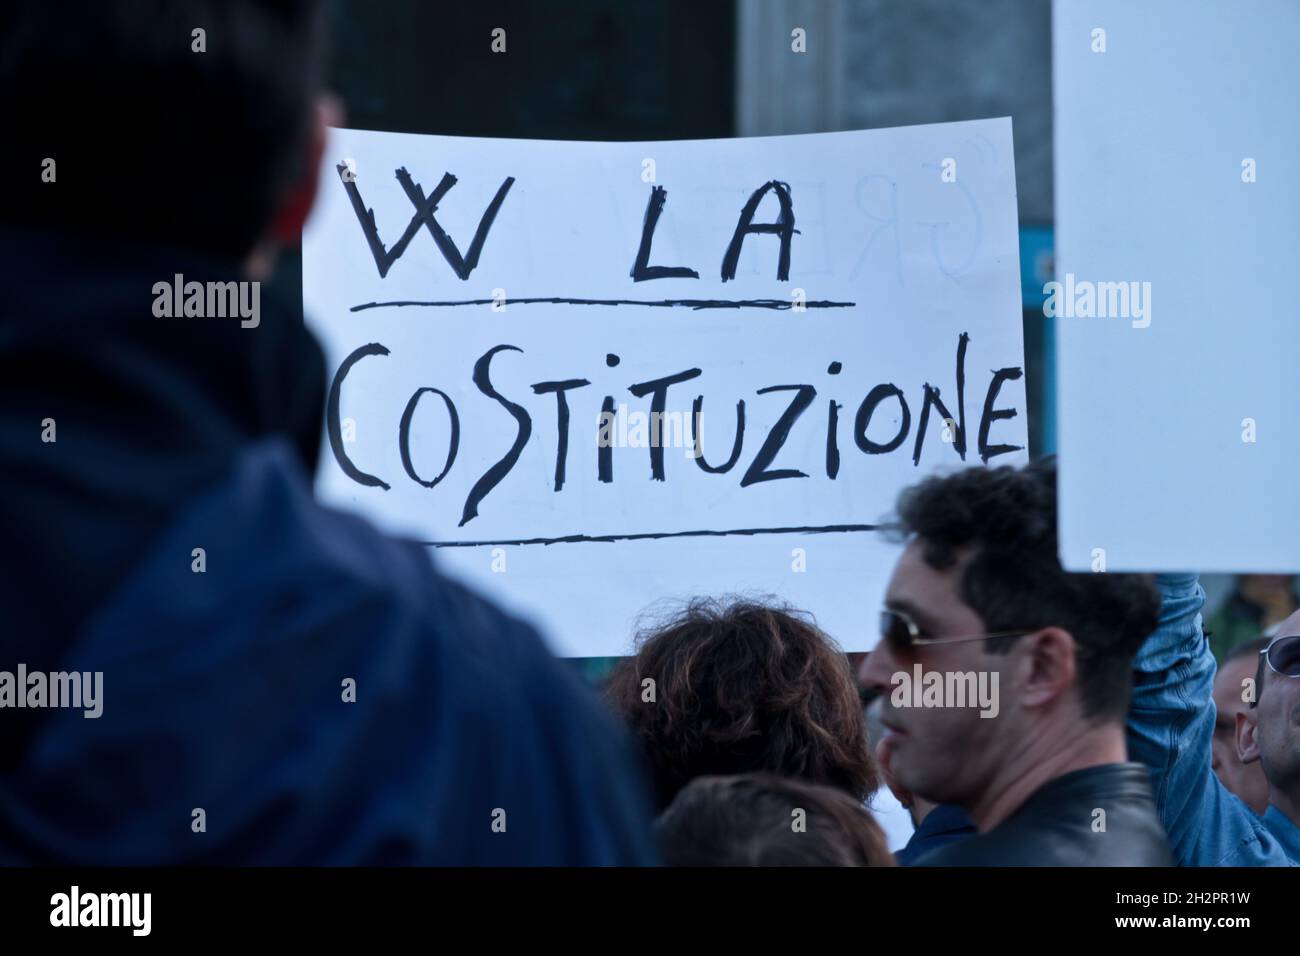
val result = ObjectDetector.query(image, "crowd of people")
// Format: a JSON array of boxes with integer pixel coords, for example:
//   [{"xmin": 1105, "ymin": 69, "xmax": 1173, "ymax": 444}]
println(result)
[
  {"xmin": 2, "ymin": 1, "xmax": 1298, "ymax": 867},
  {"xmin": 593, "ymin": 459, "xmax": 1299, "ymax": 866}
]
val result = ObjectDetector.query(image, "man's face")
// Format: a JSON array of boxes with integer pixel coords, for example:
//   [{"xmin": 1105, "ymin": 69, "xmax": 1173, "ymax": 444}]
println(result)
[
  {"xmin": 1249, "ymin": 621, "xmax": 1300, "ymax": 801},
  {"xmin": 857, "ymin": 541, "xmax": 1012, "ymax": 806},
  {"xmin": 1212, "ymin": 655, "xmax": 1269, "ymax": 813}
]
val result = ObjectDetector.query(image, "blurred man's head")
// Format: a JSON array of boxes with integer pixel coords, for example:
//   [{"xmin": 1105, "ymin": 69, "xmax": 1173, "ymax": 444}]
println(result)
[
  {"xmin": 2, "ymin": 0, "xmax": 331, "ymax": 273},
  {"xmin": 606, "ymin": 599, "xmax": 876, "ymax": 811},
  {"xmin": 857, "ymin": 458, "xmax": 1160, "ymax": 823},
  {"xmin": 1240, "ymin": 626, "xmax": 1300, "ymax": 814},
  {"xmin": 1213, "ymin": 638, "xmax": 1269, "ymax": 813},
  {"xmin": 655, "ymin": 773, "xmax": 894, "ymax": 867}
]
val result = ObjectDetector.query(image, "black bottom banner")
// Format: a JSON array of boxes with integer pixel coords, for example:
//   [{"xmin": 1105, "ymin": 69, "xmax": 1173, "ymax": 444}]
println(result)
[{"xmin": 0, "ymin": 866, "xmax": 1281, "ymax": 942}]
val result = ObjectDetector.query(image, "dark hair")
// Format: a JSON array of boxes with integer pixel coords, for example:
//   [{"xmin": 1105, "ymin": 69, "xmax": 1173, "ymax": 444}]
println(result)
[
  {"xmin": 893, "ymin": 457, "xmax": 1160, "ymax": 721},
  {"xmin": 1, "ymin": 0, "xmax": 328, "ymax": 260},
  {"xmin": 655, "ymin": 773, "xmax": 895, "ymax": 867},
  {"xmin": 606, "ymin": 598, "xmax": 876, "ymax": 811}
]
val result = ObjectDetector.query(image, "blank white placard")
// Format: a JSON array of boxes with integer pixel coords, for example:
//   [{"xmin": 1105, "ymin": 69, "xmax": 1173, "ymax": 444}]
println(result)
[{"xmin": 1054, "ymin": 0, "xmax": 1300, "ymax": 572}]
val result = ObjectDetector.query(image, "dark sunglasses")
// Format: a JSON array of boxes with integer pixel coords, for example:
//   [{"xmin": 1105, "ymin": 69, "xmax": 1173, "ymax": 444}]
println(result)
[
  {"xmin": 879, "ymin": 607, "xmax": 1035, "ymax": 658},
  {"xmin": 1260, "ymin": 634, "xmax": 1300, "ymax": 678}
]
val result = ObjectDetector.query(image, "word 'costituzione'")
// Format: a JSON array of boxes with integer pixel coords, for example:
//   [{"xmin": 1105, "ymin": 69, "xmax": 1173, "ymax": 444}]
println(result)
[{"xmin": 327, "ymin": 332, "xmax": 1024, "ymax": 528}]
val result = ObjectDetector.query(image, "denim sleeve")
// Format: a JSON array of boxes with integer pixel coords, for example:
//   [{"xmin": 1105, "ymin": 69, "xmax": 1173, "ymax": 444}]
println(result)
[{"xmin": 1127, "ymin": 573, "xmax": 1290, "ymax": 866}]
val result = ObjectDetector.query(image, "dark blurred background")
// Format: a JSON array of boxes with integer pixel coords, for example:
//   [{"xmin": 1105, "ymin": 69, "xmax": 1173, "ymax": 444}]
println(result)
[{"xmin": 330, "ymin": 1, "xmax": 735, "ymax": 141}]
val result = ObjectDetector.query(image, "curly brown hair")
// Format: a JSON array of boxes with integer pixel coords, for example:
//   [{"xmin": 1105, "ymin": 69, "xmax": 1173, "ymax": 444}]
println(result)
[{"xmin": 606, "ymin": 598, "xmax": 877, "ymax": 810}]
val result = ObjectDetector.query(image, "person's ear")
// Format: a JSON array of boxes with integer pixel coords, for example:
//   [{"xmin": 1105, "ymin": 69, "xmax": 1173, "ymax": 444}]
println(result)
[
  {"xmin": 1015, "ymin": 626, "xmax": 1076, "ymax": 709},
  {"xmin": 1236, "ymin": 709, "xmax": 1262, "ymax": 764},
  {"xmin": 268, "ymin": 94, "xmax": 342, "ymax": 244}
]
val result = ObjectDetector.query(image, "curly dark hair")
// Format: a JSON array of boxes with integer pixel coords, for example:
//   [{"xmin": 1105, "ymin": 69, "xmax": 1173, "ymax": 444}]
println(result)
[
  {"xmin": 893, "ymin": 456, "xmax": 1160, "ymax": 721},
  {"xmin": 606, "ymin": 598, "xmax": 876, "ymax": 811},
  {"xmin": 655, "ymin": 773, "xmax": 895, "ymax": 867}
]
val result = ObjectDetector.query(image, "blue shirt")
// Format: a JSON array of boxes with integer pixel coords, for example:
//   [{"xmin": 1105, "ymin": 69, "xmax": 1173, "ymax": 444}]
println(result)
[
  {"xmin": 1127, "ymin": 573, "xmax": 1299, "ymax": 866},
  {"xmin": 897, "ymin": 803, "xmax": 976, "ymax": 865}
]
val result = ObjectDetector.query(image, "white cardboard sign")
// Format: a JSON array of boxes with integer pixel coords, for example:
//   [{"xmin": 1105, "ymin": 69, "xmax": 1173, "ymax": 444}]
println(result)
[
  {"xmin": 302, "ymin": 120, "xmax": 1027, "ymax": 656},
  {"xmin": 1053, "ymin": 0, "xmax": 1300, "ymax": 572}
]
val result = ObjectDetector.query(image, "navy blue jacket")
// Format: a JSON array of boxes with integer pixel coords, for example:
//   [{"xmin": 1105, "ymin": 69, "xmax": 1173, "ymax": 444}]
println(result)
[
  {"xmin": 895, "ymin": 804, "xmax": 976, "ymax": 866},
  {"xmin": 0, "ymin": 230, "xmax": 657, "ymax": 864}
]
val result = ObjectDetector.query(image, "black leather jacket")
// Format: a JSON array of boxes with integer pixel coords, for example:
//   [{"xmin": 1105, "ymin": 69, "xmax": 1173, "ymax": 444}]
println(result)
[{"xmin": 913, "ymin": 763, "xmax": 1173, "ymax": 866}]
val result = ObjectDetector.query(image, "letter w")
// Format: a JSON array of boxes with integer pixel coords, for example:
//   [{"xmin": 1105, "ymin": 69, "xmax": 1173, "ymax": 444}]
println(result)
[{"xmin": 338, "ymin": 164, "xmax": 515, "ymax": 279}]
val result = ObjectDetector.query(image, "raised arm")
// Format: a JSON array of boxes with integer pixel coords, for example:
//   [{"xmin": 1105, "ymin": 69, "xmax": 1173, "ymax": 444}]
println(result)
[{"xmin": 1126, "ymin": 573, "xmax": 1289, "ymax": 865}]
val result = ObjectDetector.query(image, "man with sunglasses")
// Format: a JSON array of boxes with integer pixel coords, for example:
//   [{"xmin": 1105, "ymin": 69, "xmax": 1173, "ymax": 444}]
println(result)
[
  {"xmin": 858, "ymin": 458, "xmax": 1172, "ymax": 865},
  {"xmin": 1127, "ymin": 577, "xmax": 1300, "ymax": 865}
]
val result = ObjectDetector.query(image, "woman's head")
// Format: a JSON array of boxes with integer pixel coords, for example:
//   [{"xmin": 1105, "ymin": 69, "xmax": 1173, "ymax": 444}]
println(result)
[{"xmin": 606, "ymin": 598, "xmax": 876, "ymax": 810}]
